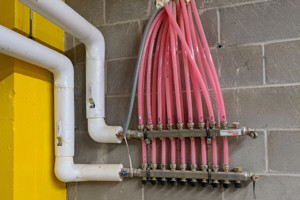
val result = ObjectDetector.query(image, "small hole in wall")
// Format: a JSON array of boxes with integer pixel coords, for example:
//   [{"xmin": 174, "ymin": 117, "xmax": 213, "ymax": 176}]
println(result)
[{"xmin": 217, "ymin": 43, "xmax": 223, "ymax": 49}]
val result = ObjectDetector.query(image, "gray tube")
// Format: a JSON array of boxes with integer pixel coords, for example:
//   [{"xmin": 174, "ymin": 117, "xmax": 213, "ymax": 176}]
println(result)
[{"xmin": 123, "ymin": 8, "xmax": 163, "ymax": 136}]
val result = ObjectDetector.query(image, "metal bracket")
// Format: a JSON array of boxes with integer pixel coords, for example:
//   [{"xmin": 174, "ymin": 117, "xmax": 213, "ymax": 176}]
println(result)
[
  {"xmin": 206, "ymin": 126, "xmax": 211, "ymax": 148},
  {"xmin": 208, "ymin": 168, "xmax": 212, "ymax": 184}
]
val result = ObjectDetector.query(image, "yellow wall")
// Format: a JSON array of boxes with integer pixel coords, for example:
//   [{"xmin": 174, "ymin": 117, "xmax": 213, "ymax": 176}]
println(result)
[{"xmin": 0, "ymin": 0, "xmax": 66, "ymax": 199}]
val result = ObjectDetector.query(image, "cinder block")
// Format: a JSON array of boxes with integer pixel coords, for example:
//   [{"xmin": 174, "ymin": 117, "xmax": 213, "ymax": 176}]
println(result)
[
  {"xmin": 220, "ymin": 0, "xmax": 300, "ymax": 45},
  {"xmin": 64, "ymin": 32, "xmax": 74, "ymax": 52},
  {"xmin": 216, "ymin": 131, "xmax": 266, "ymax": 172},
  {"xmin": 268, "ymin": 130, "xmax": 300, "ymax": 173},
  {"xmin": 66, "ymin": 0, "xmax": 104, "ymax": 27},
  {"xmin": 75, "ymin": 179, "xmax": 142, "ymax": 200},
  {"xmin": 106, "ymin": 96, "xmax": 138, "ymax": 130},
  {"xmin": 74, "ymin": 98, "xmax": 87, "ymax": 132},
  {"xmin": 211, "ymin": 45, "xmax": 263, "ymax": 87},
  {"xmin": 107, "ymin": 139, "xmax": 142, "ymax": 168},
  {"xmin": 74, "ymin": 131, "xmax": 108, "ymax": 164},
  {"xmin": 66, "ymin": 183, "xmax": 76, "ymax": 200},
  {"xmin": 265, "ymin": 40, "xmax": 300, "ymax": 84},
  {"xmin": 195, "ymin": 0, "xmax": 259, "ymax": 9},
  {"xmin": 224, "ymin": 176, "xmax": 300, "ymax": 200},
  {"xmin": 74, "ymin": 62, "xmax": 86, "ymax": 99},
  {"xmin": 107, "ymin": 58, "xmax": 137, "ymax": 96},
  {"xmin": 144, "ymin": 184, "xmax": 222, "ymax": 200},
  {"xmin": 222, "ymin": 86, "xmax": 300, "ymax": 129},
  {"xmin": 100, "ymin": 22, "xmax": 139, "ymax": 59},
  {"xmin": 199, "ymin": 9, "xmax": 218, "ymax": 47},
  {"xmin": 106, "ymin": 0, "xmax": 149, "ymax": 24}
]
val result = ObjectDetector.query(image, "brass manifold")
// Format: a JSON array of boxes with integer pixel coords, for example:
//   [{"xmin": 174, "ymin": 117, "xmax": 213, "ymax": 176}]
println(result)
[
  {"xmin": 125, "ymin": 123, "xmax": 258, "ymax": 140},
  {"xmin": 121, "ymin": 167, "xmax": 259, "ymax": 187}
]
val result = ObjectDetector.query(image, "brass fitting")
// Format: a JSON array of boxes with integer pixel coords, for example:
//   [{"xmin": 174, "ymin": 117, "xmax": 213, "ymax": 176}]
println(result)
[
  {"xmin": 157, "ymin": 124, "xmax": 163, "ymax": 131},
  {"xmin": 180, "ymin": 164, "xmax": 187, "ymax": 171},
  {"xmin": 160, "ymin": 164, "xmax": 167, "ymax": 170},
  {"xmin": 232, "ymin": 122, "xmax": 240, "ymax": 129},
  {"xmin": 151, "ymin": 163, "xmax": 157, "ymax": 170},
  {"xmin": 147, "ymin": 124, "xmax": 153, "ymax": 131},
  {"xmin": 198, "ymin": 122, "xmax": 205, "ymax": 129},
  {"xmin": 170, "ymin": 164, "xmax": 176, "ymax": 170},
  {"xmin": 177, "ymin": 123, "xmax": 183, "ymax": 130},
  {"xmin": 191, "ymin": 164, "xmax": 197, "ymax": 171},
  {"xmin": 251, "ymin": 175, "xmax": 260, "ymax": 182},
  {"xmin": 209, "ymin": 122, "xmax": 216, "ymax": 129},
  {"xmin": 221, "ymin": 121, "xmax": 228, "ymax": 129},
  {"xmin": 223, "ymin": 165, "xmax": 229, "ymax": 173},
  {"xmin": 167, "ymin": 123, "xmax": 173, "ymax": 131},
  {"xmin": 212, "ymin": 165, "xmax": 219, "ymax": 172},
  {"xmin": 141, "ymin": 163, "xmax": 147, "ymax": 170},
  {"xmin": 187, "ymin": 122, "xmax": 194, "ymax": 130},
  {"xmin": 201, "ymin": 165, "xmax": 208, "ymax": 172},
  {"xmin": 138, "ymin": 124, "xmax": 144, "ymax": 131}
]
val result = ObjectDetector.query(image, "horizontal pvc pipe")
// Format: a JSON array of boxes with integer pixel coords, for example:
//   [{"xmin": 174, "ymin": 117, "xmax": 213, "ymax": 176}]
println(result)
[
  {"xmin": 0, "ymin": 25, "xmax": 122, "ymax": 182},
  {"xmin": 19, "ymin": 0, "xmax": 122, "ymax": 143}
]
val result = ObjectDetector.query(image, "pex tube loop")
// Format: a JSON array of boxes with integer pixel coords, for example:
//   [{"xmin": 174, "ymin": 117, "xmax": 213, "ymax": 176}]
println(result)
[{"xmin": 136, "ymin": 0, "xmax": 230, "ymax": 176}]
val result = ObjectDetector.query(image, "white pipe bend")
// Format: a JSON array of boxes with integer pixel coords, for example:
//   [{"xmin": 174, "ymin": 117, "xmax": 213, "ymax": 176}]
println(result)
[
  {"xmin": 88, "ymin": 118, "xmax": 123, "ymax": 143},
  {"xmin": 18, "ymin": 0, "xmax": 122, "ymax": 144},
  {"xmin": 55, "ymin": 157, "xmax": 123, "ymax": 182},
  {"xmin": 0, "ymin": 25, "xmax": 123, "ymax": 182}
]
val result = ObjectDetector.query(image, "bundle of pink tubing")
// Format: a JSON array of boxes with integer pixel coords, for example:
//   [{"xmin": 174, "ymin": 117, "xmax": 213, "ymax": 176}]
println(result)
[{"xmin": 137, "ymin": 0, "xmax": 228, "ymax": 170}]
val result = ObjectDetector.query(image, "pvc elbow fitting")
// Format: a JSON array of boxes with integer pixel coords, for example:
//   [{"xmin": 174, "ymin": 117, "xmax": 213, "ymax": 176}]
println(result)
[
  {"xmin": 55, "ymin": 157, "xmax": 80, "ymax": 182},
  {"xmin": 55, "ymin": 157, "xmax": 124, "ymax": 182},
  {"xmin": 88, "ymin": 118, "xmax": 123, "ymax": 143}
]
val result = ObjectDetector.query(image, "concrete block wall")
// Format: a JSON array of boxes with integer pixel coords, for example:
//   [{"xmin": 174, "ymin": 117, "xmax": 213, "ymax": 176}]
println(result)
[{"xmin": 65, "ymin": 0, "xmax": 300, "ymax": 199}]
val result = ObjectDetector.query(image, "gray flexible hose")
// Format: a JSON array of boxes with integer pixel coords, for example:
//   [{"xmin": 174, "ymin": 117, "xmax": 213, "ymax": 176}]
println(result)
[{"xmin": 123, "ymin": 8, "xmax": 163, "ymax": 136}]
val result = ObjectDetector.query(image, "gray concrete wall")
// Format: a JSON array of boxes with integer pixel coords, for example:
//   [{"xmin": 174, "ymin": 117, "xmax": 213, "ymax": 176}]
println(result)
[{"xmin": 65, "ymin": 0, "xmax": 300, "ymax": 199}]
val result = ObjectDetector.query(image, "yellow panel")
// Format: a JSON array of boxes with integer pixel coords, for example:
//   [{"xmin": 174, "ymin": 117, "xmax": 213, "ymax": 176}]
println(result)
[
  {"xmin": 14, "ymin": 63, "xmax": 66, "ymax": 200},
  {"xmin": 14, "ymin": 0, "xmax": 64, "ymax": 51},
  {"xmin": 0, "ymin": 67, "xmax": 14, "ymax": 200},
  {"xmin": 1, "ymin": 0, "xmax": 66, "ymax": 199},
  {"xmin": 0, "ymin": 0, "xmax": 15, "ymax": 29}
]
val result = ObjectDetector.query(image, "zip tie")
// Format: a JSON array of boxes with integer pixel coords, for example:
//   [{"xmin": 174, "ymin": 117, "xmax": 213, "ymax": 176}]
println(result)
[
  {"xmin": 124, "ymin": 137, "xmax": 133, "ymax": 177},
  {"xmin": 253, "ymin": 181, "xmax": 256, "ymax": 199}
]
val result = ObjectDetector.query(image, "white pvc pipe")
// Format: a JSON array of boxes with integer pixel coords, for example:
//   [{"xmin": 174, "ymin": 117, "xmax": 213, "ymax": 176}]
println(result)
[
  {"xmin": 18, "ymin": 0, "xmax": 122, "ymax": 143},
  {"xmin": 0, "ymin": 25, "xmax": 123, "ymax": 182}
]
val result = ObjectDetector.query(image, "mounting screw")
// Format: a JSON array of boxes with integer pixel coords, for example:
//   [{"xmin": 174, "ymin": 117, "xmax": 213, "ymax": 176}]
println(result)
[
  {"xmin": 249, "ymin": 131, "xmax": 258, "ymax": 139},
  {"xmin": 251, "ymin": 175, "xmax": 259, "ymax": 182}
]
